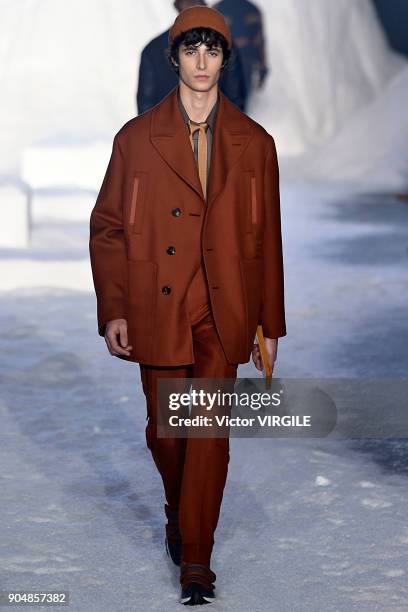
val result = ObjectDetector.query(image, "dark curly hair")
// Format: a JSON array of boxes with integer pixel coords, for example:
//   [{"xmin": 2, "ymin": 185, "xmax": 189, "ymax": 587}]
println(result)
[{"xmin": 167, "ymin": 27, "xmax": 231, "ymax": 75}]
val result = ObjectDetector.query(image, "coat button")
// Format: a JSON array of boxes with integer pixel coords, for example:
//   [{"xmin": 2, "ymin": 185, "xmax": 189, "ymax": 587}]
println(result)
[
  {"xmin": 166, "ymin": 245, "xmax": 176, "ymax": 255},
  {"xmin": 172, "ymin": 207, "xmax": 182, "ymax": 217},
  {"xmin": 162, "ymin": 285, "xmax": 171, "ymax": 295}
]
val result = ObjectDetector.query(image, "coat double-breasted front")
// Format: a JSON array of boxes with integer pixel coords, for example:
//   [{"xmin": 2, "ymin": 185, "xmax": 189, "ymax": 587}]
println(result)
[{"xmin": 89, "ymin": 83, "xmax": 286, "ymax": 366}]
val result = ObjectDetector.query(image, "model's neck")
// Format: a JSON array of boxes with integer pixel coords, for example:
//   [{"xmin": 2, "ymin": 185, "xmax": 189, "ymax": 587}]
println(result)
[{"xmin": 178, "ymin": 81, "xmax": 218, "ymax": 123}]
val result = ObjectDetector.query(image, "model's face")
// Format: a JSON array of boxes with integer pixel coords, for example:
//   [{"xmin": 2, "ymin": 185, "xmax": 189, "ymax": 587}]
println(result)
[{"xmin": 177, "ymin": 42, "xmax": 223, "ymax": 92}]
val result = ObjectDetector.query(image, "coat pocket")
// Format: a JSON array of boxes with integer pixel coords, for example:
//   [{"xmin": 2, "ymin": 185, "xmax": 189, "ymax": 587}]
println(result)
[
  {"xmin": 243, "ymin": 171, "xmax": 257, "ymax": 234},
  {"xmin": 128, "ymin": 171, "xmax": 148, "ymax": 234}
]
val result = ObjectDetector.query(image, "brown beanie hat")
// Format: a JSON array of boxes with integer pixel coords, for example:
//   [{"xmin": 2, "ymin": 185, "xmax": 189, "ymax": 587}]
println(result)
[{"xmin": 168, "ymin": 6, "xmax": 232, "ymax": 50}]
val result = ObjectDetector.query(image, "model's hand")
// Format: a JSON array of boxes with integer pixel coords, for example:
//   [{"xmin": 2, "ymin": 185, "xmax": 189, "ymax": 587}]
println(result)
[
  {"xmin": 252, "ymin": 337, "xmax": 278, "ymax": 373},
  {"xmin": 105, "ymin": 319, "xmax": 133, "ymax": 357}
]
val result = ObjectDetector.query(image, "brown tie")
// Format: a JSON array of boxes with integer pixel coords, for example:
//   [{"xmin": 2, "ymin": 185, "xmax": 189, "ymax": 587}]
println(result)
[{"xmin": 188, "ymin": 120, "xmax": 208, "ymax": 200}]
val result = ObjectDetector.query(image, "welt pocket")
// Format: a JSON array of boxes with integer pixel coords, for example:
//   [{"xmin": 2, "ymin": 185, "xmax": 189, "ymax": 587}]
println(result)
[
  {"xmin": 128, "ymin": 171, "xmax": 148, "ymax": 234},
  {"xmin": 243, "ymin": 171, "xmax": 257, "ymax": 233}
]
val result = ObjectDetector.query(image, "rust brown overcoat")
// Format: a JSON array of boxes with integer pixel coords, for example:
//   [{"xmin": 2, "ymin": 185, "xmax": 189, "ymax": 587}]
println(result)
[{"xmin": 89, "ymin": 83, "xmax": 286, "ymax": 366}]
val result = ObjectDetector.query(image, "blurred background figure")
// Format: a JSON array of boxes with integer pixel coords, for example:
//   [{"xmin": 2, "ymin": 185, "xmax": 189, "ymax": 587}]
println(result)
[
  {"xmin": 136, "ymin": 0, "xmax": 247, "ymax": 113},
  {"xmin": 214, "ymin": 0, "xmax": 268, "ymax": 96},
  {"xmin": 372, "ymin": 0, "xmax": 408, "ymax": 57}
]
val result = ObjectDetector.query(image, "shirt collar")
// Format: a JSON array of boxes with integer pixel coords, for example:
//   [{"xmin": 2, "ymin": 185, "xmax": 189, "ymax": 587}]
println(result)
[{"xmin": 177, "ymin": 87, "xmax": 219, "ymax": 132}]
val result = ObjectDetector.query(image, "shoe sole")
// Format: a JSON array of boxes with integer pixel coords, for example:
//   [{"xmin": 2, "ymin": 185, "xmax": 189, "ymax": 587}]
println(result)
[{"xmin": 180, "ymin": 594, "xmax": 214, "ymax": 604}]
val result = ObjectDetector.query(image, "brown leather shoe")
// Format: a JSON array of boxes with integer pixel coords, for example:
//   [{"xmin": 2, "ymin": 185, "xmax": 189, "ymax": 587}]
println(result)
[{"xmin": 164, "ymin": 503, "xmax": 182, "ymax": 566}]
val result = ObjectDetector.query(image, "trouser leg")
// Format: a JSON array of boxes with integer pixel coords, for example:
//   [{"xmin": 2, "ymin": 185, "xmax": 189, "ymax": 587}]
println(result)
[
  {"xmin": 180, "ymin": 269, "xmax": 238, "ymax": 565},
  {"xmin": 139, "ymin": 363, "xmax": 190, "ymax": 510}
]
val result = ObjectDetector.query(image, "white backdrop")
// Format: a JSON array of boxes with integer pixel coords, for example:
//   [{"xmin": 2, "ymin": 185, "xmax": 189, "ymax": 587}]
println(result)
[
  {"xmin": 247, "ymin": 0, "xmax": 404, "ymax": 154},
  {"xmin": 0, "ymin": 0, "xmax": 406, "ymax": 186}
]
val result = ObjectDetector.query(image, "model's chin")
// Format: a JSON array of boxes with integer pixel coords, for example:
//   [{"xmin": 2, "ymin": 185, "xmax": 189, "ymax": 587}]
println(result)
[
  {"xmin": 181, "ymin": 75, "xmax": 218, "ymax": 93},
  {"xmin": 194, "ymin": 81, "xmax": 212, "ymax": 91}
]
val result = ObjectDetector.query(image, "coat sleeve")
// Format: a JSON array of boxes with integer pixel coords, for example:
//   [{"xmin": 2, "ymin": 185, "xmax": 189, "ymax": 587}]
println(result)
[
  {"xmin": 259, "ymin": 136, "xmax": 287, "ymax": 339},
  {"xmin": 89, "ymin": 134, "xmax": 128, "ymax": 337}
]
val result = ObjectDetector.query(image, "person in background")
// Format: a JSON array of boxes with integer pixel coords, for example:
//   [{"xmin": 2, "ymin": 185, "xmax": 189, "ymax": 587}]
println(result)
[
  {"xmin": 214, "ymin": 0, "xmax": 269, "ymax": 95},
  {"xmin": 136, "ymin": 0, "xmax": 247, "ymax": 114}
]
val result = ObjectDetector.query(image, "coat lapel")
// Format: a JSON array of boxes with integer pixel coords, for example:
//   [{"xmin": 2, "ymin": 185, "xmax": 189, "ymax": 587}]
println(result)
[
  {"xmin": 206, "ymin": 89, "xmax": 252, "ymax": 208},
  {"xmin": 150, "ymin": 84, "xmax": 253, "ymax": 207},
  {"xmin": 150, "ymin": 84, "xmax": 203, "ymax": 200}
]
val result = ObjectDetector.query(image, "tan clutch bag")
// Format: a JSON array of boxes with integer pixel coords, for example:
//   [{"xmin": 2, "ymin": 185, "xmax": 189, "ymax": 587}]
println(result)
[{"xmin": 256, "ymin": 324, "xmax": 272, "ymax": 389}]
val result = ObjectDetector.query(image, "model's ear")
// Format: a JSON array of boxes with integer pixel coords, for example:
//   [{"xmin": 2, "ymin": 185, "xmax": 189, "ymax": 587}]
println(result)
[{"xmin": 171, "ymin": 58, "xmax": 180, "ymax": 73}]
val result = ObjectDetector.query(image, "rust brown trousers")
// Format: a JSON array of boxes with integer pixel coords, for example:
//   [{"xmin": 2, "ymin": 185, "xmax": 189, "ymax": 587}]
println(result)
[{"xmin": 139, "ymin": 261, "xmax": 237, "ymax": 567}]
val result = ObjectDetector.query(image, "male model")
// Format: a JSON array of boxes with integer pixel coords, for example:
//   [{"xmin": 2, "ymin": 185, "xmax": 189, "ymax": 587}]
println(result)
[{"xmin": 89, "ymin": 6, "xmax": 286, "ymax": 606}]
